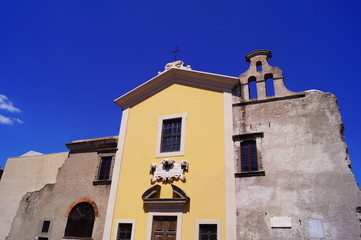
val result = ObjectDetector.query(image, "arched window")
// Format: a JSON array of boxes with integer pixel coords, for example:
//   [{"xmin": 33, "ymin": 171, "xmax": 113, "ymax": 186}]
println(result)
[
  {"xmin": 265, "ymin": 73, "xmax": 275, "ymax": 97},
  {"xmin": 248, "ymin": 76, "xmax": 257, "ymax": 99},
  {"xmin": 64, "ymin": 202, "xmax": 95, "ymax": 239},
  {"xmin": 256, "ymin": 61, "xmax": 262, "ymax": 72},
  {"xmin": 241, "ymin": 140, "xmax": 258, "ymax": 172}
]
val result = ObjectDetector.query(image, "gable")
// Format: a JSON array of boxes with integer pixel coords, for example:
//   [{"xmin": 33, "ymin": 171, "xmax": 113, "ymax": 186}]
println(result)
[{"xmin": 114, "ymin": 67, "xmax": 238, "ymax": 109}]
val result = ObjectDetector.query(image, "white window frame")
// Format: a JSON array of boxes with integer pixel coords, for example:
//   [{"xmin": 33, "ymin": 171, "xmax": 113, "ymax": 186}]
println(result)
[
  {"xmin": 155, "ymin": 113, "xmax": 187, "ymax": 158},
  {"xmin": 146, "ymin": 211, "xmax": 183, "ymax": 240},
  {"xmin": 113, "ymin": 219, "xmax": 136, "ymax": 240},
  {"xmin": 195, "ymin": 220, "xmax": 221, "ymax": 240}
]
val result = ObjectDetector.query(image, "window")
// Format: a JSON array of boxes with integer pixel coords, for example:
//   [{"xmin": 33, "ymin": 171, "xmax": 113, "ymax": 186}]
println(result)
[
  {"xmin": 94, "ymin": 155, "xmax": 114, "ymax": 185},
  {"xmin": 38, "ymin": 238, "xmax": 48, "ymax": 240},
  {"xmin": 114, "ymin": 220, "xmax": 136, "ymax": 240},
  {"xmin": 248, "ymin": 76, "xmax": 258, "ymax": 99},
  {"xmin": 256, "ymin": 61, "xmax": 262, "ymax": 72},
  {"xmin": 233, "ymin": 132, "xmax": 264, "ymax": 177},
  {"xmin": 41, "ymin": 220, "xmax": 50, "ymax": 233},
  {"xmin": 116, "ymin": 223, "xmax": 132, "ymax": 240},
  {"xmin": 64, "ymin": 202, "xmax": 95, "ymax": 239},
  {"xmin": 161, "ymin": 118, "xmax": 182, "ymax": 152},
  {"xmin": 98, "ymin": 156, "xmax": 113, "ymax": 180},
  {"xmin": 265, "ymin": 73, "xmax": 275, "ymax": 97},
  {"xmin": 241, "ymin": 140, "xmax": 258, "ymax": 172},
  {"xmin": 199, "ymin": 224, "xmax": 217, "ymax": 240},
  {"xmin": 196, "ymin": 220, "xmax": 220, "ymax": 240},
  {"xmin": 156, "ymin": 113, "xmax": 187, "ymax": 157}
]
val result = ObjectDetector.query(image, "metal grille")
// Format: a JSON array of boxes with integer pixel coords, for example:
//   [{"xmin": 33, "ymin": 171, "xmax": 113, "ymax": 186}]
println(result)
[
  {"xmin": 161, "ymin": 118, "xmax": 181, "ymax": 152},
  {"xmin": 199, "ymin": 224, "xmax": 217, "ymax": 240},
  {"xmin": 98, "ymin": 156, "xmax": 112, "ymax": 180},
  {"xmin": 241, "ymin": 140, "xmax": 258, "ymax": 172},
  {"xmin": 116, "ymin": 223, "xmax": 132, "ymax": 240}
]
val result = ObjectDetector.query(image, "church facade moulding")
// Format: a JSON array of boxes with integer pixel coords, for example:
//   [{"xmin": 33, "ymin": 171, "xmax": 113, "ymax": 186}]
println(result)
[{"xmin": 149, "ymin": 159, "xmax": 189, "ymax": 184}]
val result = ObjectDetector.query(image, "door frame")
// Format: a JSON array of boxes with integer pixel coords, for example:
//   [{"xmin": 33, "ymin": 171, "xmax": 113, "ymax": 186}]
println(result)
[{"xmin": 146, "ymin": 211, "xmax": 182, "ymax": 240}]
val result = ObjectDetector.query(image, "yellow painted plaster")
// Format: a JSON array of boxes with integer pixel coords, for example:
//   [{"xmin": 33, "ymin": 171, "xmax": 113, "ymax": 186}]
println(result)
[{"xmin": 111, "ymin": 83, "xmax": 226, "ymax": 240}]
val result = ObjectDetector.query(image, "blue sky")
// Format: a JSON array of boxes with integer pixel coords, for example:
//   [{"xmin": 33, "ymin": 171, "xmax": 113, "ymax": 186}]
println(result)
[{"xmin": 1, "ymin": 0, "xmax": 360, "ymax": 184}]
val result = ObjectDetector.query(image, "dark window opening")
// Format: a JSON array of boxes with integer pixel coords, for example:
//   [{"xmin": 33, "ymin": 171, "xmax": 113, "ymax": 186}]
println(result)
[
  {"xmin": 64, "ymin": 202, "xmax": 95, "ymax": 239},
  {"xmin": 356, "ymin": 206, "xmax": 361, "ymax": 225},
  {"xmin": 41, "ymin": 220, "xmax": 50, "ymax": 232},
  {"xmin": 248, "ymin": 77, "xmax": 258, "ymax": 99},
  {"xmin": 199, "ymin": 224, "xmax": 217, "ymax": 240},
  {"xmin": 265, "ymin": 74, "xmax": 275, "ymax": 97},
  {"xmin": 241, "ymin": 140, "xmax": 258, "ymax": 172},
  {"xmin": 98, "ymin": 156, "xmax": 112, "ymax": 180},
  {"xmin": 161, "ymin": 118, "xmax": 182, "ymax": 152},
  {"xmin": 256, "ymin": 61, "xmax": 262, "ymax": 72},
  {"xmin": 116, "ymin": 223, "xmax": 132, "ymax": 240},
  {"xmin": 38, "ymin": 238, "xmax": 48, "ymax": 240}
]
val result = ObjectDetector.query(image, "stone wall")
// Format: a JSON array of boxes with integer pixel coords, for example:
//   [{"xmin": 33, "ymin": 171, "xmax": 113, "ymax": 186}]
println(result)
[
  {"xmin": 6, "ymin": 136, "xmax": 117, "ymax": 240},
  {"xmin": 232, "ymin": 50, "xmax": 360, "ymax": 239}
]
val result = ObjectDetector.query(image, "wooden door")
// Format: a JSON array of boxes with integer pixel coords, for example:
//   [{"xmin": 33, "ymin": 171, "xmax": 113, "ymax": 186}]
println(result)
[{"xmin": 151, "ymin": 216, "xmax": 177, "ymax": 240}]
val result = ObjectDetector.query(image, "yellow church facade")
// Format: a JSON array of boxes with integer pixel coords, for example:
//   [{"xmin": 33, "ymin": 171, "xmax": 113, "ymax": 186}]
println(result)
[{"xmin": 103, "ymin": 61, "xmax": 239, "ymax": 240}]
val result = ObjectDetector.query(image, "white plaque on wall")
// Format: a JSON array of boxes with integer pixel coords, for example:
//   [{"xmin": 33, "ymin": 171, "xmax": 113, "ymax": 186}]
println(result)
[
  {"xmin": 270, "ymin": 216, "xmax": 292, "ymax": 228},
  {"xmin": 308, "ymin": 219, "xmax": 324, "ymax": 238}
]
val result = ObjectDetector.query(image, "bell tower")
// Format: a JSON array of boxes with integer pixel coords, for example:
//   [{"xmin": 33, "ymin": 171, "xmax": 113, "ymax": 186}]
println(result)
[{"xmin": 239, "ymin": 49, "xmax": 293, "ymax": 101}]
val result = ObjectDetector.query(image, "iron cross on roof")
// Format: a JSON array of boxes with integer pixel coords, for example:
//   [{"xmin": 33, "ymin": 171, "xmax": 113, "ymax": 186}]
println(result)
[{"xmin": 171, "ymin": 46, "xmax": 181, "ymax": 61}]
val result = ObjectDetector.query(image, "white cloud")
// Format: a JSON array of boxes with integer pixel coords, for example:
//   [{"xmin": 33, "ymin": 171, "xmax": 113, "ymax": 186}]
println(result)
[
  {"xmin": 0, "ymin": 94, "xmax": 21, "ymax": 113},
  {"xmin": 15, "ymin": 118, "xmax": 24, "ymax": 124},
  {"xmin": 0, "ymin": 114, "xmax": 24, "ymax": 125},
  {"xmin": 0, "ymin": 95, "xmax": 23, "ymax": 125},
  {"xmin": 0, "ymin": 114, "xmax": 13, "ymax": 125}
]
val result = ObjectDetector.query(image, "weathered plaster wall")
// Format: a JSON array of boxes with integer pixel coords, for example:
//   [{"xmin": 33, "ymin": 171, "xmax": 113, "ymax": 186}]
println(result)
[
  {"xmin": 233, "ymin": 90, "xmax": 360, "ymax": 239},
  {"xmin": 0, "ymin": 152, "xmax": 68, "ymax": 240},
  {"xmin": 6, "ymin": 138, "xmax": 116, "ymax": 240},
  {"xmin": 231, "ymin": 50, "xmax": 361, "ymax": 239}
]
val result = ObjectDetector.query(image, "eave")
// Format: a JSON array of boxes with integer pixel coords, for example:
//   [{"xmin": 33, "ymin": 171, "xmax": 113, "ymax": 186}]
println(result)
[{"xmin": 114, "ymin": 67, "xmax": 238, "ymax": 109}]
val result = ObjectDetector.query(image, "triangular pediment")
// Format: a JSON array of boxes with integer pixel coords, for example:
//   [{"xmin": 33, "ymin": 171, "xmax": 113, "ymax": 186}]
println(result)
[{"xmin": 114, "ymin": 67, "xmax": 238, "ymax": 109}]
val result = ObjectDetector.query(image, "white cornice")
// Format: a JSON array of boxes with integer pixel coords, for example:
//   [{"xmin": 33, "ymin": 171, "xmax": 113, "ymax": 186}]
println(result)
[{"xmin": 114, "ymin": 68, "xmax": 238, "ymax": 109}]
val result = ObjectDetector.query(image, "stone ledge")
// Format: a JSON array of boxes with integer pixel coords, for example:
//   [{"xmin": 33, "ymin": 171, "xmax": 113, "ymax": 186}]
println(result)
[
  {"xmin": 93, "ymin": 180, "xmax": 111, "ymax": 186},
  {"xmin": 233, "ymin": 93, "xmax": 306, "ymax": 106},
  {"xmin": 62, "ymin": 237, "xmax": 93, "ymax": 240},
  {"xmin": 235, "ymin": 171, "xmax": 265, "ymax": 178}
]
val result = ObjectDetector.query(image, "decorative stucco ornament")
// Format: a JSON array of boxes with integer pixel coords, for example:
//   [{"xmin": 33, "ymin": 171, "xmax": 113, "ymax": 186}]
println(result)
[
  {"xmin": 158, "ymin": 60, "xmax": 191, "ymax": 73},
  {"xmin": 149, "ymin": 159, "xmax": 189, "ymax": 183}
]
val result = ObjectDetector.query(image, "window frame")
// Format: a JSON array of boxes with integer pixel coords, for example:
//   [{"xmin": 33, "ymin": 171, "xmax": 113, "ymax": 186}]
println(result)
[
  {"xmin": 240, "ymin": 140, "xmax": 258, "ymax": 172},
  {"xmin": 233, "ymin": 132, "xmax": 265, "ymax": 177},
  {"xmin": 93, "ymin": 154, "xmax": 115, "ymax": 185},
  {"xmin": 114, "ymin": 219, "xmax": 136, "ymax": 240},
  {"xmin": 156, "ymin": 113, "xmax": 187, "ymax": 158},
  {"xmin": 195, "ymin": 220, "xmax": 221, "ymax": 240},
  {"xmin": 97, "ymin": 156, "xmax": 113, "ymax": 180}
]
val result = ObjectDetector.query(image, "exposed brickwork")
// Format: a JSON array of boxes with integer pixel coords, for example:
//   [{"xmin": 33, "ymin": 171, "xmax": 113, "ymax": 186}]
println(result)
[{"xmin": 65, "ymin": 197, "xmax": 99, "ymax": 217}]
